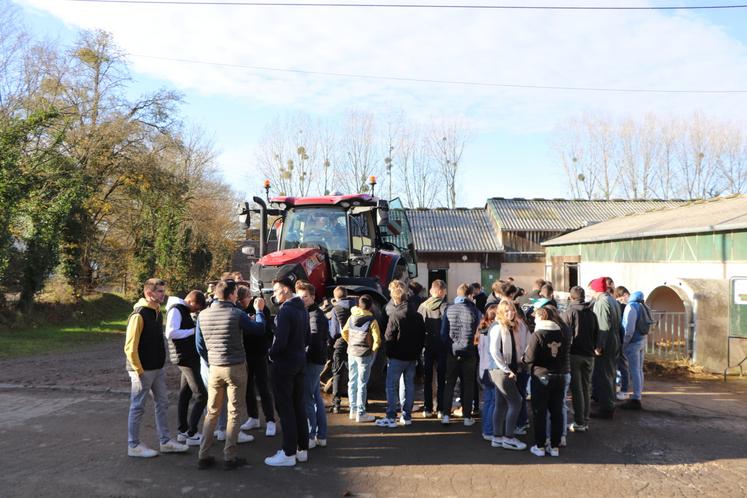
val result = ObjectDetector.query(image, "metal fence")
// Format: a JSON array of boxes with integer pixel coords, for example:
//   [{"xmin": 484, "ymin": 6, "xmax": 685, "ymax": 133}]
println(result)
[{"xmin": 645, "ymin": 311, "xmax": 691, "ymax": 360}]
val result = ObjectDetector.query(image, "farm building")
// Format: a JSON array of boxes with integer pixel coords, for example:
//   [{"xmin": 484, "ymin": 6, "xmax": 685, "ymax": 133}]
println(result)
[{"xmin": 543, "ymin": 195, "xmax": 747, "ymax": 373}]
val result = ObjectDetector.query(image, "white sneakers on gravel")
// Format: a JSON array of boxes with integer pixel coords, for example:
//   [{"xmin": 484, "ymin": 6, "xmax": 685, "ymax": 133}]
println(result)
[
  {"xmin": 185, "ymin": 433, "xmax": 202, "ymax": 446},
  {"xmin": 237, "ymin": 432, "xmax": 254, "ymax": 444},
  {"xmin": 159, "ymin": 439, "xmax": 189, "ymax": 453},
  {"xmin": 265, "ymin": 450, "xmax": 296, "ymax": 467},
  {"xmin": 502, "ymin": 437, "xmax": 527, "ymax": 451},
  {"xmin": 356, "ymin": 413, "xmax": 375, "ymax": 423},
  {"xmin": 296, "ymin": 450, "xmax": 308, "ymax": 462},
  {"xmin": 308, "ymin": 438, "xmax": 317, "ymax": 449},
  {"xmin": 316, "ymin": 438, "xmax": 327, "ymax": 447},
  {"xmin": 441, "ymin": 415, "xmax": 450, "ymax": 425},
  {"xmin": 214, "ymin": 430, "xmax": 226, "ymax": 441},
  {"xmin": 530, "ymin": 445, "xmax": 546, "ymax": 457},
  {"xmin": 265, "ymin": 421, "xmax": 276, "ymax": 437},
  {"xmin": 241, "ymin": 417, "xmax": 261, "ymax": 431},
  {"xmin": 491, "ymin": 436, "xmax": 505, "ymax": 448},
  {"xmin": 375, "ymin": 417, "xmax": 397, "ymax": 428},
  {"xmin": 463, "ymin": 418, "xmax": 476, "ymax": 427},
  {"xmin": 127, "ymin": 444, "xmax": 158, "ymax": 458},
  {"xmin": 399, "ymin": 417, "xmax": 412, "ymax": 426}
]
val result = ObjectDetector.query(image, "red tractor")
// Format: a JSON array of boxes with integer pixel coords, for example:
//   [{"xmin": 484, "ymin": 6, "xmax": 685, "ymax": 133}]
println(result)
[{"xmin": 240, "ymin": 191, "xmax": 417, "ymax": 314}]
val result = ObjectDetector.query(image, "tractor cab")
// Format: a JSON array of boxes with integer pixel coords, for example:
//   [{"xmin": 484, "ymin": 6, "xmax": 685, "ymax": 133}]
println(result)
[{"xmin": 241, "ymin": 192, "xmax": 416, "ymax": 312}]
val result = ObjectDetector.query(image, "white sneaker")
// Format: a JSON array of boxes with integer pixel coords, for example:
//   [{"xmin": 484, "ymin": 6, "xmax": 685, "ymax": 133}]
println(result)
[
  {"xmin": 159, "ymin": 439, "xmax": 189, "ymax": 453},
  {"xmin": 441, "ymin": 415, "xmax": 450, "ymax": 425},
  {"xmin": 308, "ymin": 438, "xmax": 317, "ymax": 449},
  {"xmin": 316, "ymin": 438, "xmax": 327, "ymax": 447},
  {"xmin": 491, "ymin": 436, "xmax": 505, "ymax": 448},
  {"xmin": 214, "ymin": 430, "xmax": 226, "ymax": 441},
  {"xmin": 502, "ymin": 437, "xmax": 527, "ymax": 451},
  {"xmin": 176, "ymin": 432, "xmax": 188, "ymax": 443},
  {"xmin": 514, "ymin": 426, "xmax": 527, "ymax": 436},
  {"xmin": 482, "ymin": 434, "xmax": 493, "ymax": 441},
  {"xmin": 549, "ymin": 447, "xmax": 560, "ymax": 457},
  {"xmin": 264, "ymin": 450, "xmax": 296, "ymax": 467},
  {"xmin": 241, "ymin": 417, "xmax": 261, "ymax": 431},
  {"xmin": 348, "ymin": 411, "xmax": 357, "ymax": 420},
  {"xmin": 265, "ymin": 421, "xmax": 277, "ymax": 437},
  {"xmin": 616, "ymin": 392, "xmax": 629, "ymax": 401},
  {"xmin": 437, "ymin": 411, "xmax": 444, "ymax": 419},
  {"xmin": 185, "ymin": 433, "xmax": 202, "ymax": 446},
  {"xmin": 356, "ymin": 413, "xmax": 375, "ymax": 423},
  {"xmin": 399, "ymin": 417, "xmax": 412, "ymax": 426},
  {"xmin": 237, "ymin": 431, "xmax": 254, "ymax": 444},
  {"xmin": 560, "ymin": 436, "xmax": 567, "ymax": 448},
  {"xmin": 375, "ymin": 417, "xmax": 397, "ymax": 428},
  {"xmin": 127, "ymin": 444, "xmax": 158, "ymax": 458},
  {"xmin": 463, "ymin": 418, "xmax": 475, "ymax": 427},
  {"xmin": 422, "ymin": 410, "xmax": 432, "ymax": 418},
  {"xmin": 530, "ymin": 445, "xmax": 546, "ymax": 457},
  {"xmin": 296, "ymin": 449, "xmax": 308, "ymax": 462}
]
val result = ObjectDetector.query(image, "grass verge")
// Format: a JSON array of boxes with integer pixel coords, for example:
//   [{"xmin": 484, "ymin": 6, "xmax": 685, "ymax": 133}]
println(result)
[{"xmin": 0, "ymin": 293, "xmax": 132, "ymax": 359}]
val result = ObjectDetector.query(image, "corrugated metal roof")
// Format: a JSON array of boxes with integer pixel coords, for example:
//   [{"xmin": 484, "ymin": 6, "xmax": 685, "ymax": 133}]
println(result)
[
  {"xmin": 406, "ymin": 208, "xmax": 503, "ymax": 253},
  {"xmin": 486, "ymin": 198, "xmax": 685, "ymax": 232},
  {"xmin": 543, "ymin": 195, "xmax": 747, "ymax": 246}
]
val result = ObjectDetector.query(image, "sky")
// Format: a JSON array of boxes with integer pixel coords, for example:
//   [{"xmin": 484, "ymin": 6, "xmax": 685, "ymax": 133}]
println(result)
[{"xmin": 12, "ymin": 0, "xmax": 747, "ymax": 207}]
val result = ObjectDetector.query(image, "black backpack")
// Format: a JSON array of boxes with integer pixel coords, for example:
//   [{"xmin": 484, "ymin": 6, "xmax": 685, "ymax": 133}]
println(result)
[{"xmin": 635, "ymin": 302, "xmax": 655, "ymax": 336}]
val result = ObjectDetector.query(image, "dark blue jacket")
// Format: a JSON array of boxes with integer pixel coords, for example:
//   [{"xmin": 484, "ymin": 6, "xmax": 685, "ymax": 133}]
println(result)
[
  {"xmin": 270, "ymin": 296, "xmax": 310, "ymax": 370},
  {"xmin": 307, "ymin": 304, "xmax": 328, "ymax": 365},
  {"xmin": 440, "ymin": 297, "xmax": 480, "ymax": 358}
]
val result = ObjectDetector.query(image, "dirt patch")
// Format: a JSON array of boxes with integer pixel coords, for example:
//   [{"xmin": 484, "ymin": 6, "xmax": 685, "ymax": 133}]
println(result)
[{"xmin": 644, "ymin": 359, "xmax": 722, "ymax": 381}]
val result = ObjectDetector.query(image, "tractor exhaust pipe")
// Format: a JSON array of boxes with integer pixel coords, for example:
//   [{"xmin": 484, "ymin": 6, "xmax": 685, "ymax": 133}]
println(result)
[{"xmin": 253, "ymin": 196, "xmax": 268, "ymax": 258}]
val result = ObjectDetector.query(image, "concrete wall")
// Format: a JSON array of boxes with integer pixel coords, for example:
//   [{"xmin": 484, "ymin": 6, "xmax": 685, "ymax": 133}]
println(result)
[
  {"xmin": 447, "ymin": 262, "xmax": 482, "ymax": 299},
  {"xmin": 575, "ymin": 262, "xmax": 747, "ymax": 297},
  {"xmin": 500, "ymin": 262, "xmax": 545, "ymax": 292}
]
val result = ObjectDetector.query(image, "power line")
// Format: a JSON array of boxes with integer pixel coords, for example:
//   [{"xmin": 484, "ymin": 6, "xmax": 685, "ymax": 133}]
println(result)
[
  {"xmin": 128, "ymin": 53, "xmax": 747, "ymax": 94},
  {"xmin": 67, "ymin": 0, "xmax": 747, "ymax": 11}
]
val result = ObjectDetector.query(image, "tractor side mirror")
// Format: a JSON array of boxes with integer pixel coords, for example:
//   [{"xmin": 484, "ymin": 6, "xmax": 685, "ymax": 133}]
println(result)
[
  {"xmin": 238, "ymin": 201, "xmax": 251, "ymax": 227},
  {"xmin": 376, "ymin": 199, "xmax": 389, "ymax": 226}
]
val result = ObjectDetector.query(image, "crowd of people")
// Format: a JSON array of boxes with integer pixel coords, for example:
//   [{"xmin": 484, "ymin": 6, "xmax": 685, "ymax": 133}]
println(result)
[{"xmin": 123, "ymin": 270, "xmax": 653, "ymax": 468}]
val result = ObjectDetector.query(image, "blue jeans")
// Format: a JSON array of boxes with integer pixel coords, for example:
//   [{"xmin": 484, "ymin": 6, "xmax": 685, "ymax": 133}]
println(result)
[
  {"xmin": 480, "ymin": 371, "xmax": 496, "ymax": 436},
  {"xmin": 127, "ymin": 368, "xmax": 171, "ymax": 447},
  {"xmin": 386, "ymin": 358, "xmax": 416, "ymax": 420},
  {"xmin": 624, "ymin": 340, "xmax": 645, "ymax": 400},
  {"xmin": 348, "ymin": 354, "xmax": 374, "ymax": 415},
  {"xmin": 304, "ymin": 362, "xmax": 328, "ymax": 439}
]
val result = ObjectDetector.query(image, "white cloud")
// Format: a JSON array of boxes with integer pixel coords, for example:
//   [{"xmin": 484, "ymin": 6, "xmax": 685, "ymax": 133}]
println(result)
[
  {"xmin": 14, "ymin": 1, "xmax": 747, "ymax": 205},
  {"xmin": 16, "ymin": 0, "xmax": 747, "ymax": 132}
]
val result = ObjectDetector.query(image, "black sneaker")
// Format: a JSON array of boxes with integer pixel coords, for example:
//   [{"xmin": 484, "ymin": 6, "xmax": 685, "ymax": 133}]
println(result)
[
  {"xmin": 224, "ymin": 457, "xmax": 248, "ymax": 470},
  {"xmin": 620, "ymin": 399, "xmax": 642, "ymax": 410},
  {"xmin": 197, "ymin": 456, "xmax": 215, "ymax": 470}
]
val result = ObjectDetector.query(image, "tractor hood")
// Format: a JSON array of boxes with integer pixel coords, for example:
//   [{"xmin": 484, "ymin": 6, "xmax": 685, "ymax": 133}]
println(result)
[{"xmin": 257, "ymin": 247, "xmax": 323, "ymax": 268}]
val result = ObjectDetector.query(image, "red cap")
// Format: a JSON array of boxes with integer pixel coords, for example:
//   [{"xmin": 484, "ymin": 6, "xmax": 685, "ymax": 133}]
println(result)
[{"xmin": 590, "ymin": 277, "xmax": 607, "ymax": 293}]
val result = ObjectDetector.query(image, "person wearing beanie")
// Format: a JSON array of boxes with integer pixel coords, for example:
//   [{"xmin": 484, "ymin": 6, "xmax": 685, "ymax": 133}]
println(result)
[{"xmin": 589, "ymin": 277, "xmax": 621, "ymax": 419}]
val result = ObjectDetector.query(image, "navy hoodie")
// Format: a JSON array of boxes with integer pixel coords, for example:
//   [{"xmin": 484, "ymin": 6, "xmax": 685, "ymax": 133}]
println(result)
[
  {"xmin": 385, "ymin": 301, "xmax": 426, "ymax": 361},
  {"xmin": 270, "ymin": 296, "xmax": 310, "ymax": 370}
]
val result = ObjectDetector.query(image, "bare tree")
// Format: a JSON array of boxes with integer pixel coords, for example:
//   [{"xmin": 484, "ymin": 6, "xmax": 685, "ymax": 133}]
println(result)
[
  {"xmin": 430, "ymin": 117, "xmax": 469, "ymax": 208},
  {"xmin": 337, "ymin": 110, "xmax": 379, "ymax": 194}
]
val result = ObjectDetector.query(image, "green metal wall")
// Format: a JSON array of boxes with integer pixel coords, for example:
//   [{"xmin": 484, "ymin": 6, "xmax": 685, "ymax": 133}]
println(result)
[{"xmin": 546, "ymin": 230, "xmax": 747, "ymax": 263}]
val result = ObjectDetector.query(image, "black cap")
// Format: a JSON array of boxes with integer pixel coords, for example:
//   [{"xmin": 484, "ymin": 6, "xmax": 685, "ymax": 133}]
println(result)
[{"xmin": 273, "ymin": 264, "xmax": 298, "ymax": 289}]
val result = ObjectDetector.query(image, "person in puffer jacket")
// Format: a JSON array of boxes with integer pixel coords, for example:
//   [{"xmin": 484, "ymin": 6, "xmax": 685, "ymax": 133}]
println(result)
[
  {"xmin": 523, "ymin": 307, "xmax": 570, "ymax": 458},
  {"xmin": 375, "ymin": 285, "xmax": 425, "ymax": 428},
  {"xmin": 342, "ymin": 294, "xmax": 382, "ymax": 423},
  {"xmin": 295, "ymin": 281, "xmax": 329, "ymax": 448},
  {"xmin": 165, "ymin": 290, "xmax": 207, "ymax": 447},
  {"xmin": 440, "ymin": 283, "xmax": 481, "ymax": 426}
]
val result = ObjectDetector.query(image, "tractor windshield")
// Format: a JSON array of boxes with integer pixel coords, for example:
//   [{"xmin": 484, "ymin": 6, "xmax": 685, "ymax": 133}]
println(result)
[{"xmin": 280, "ymin": 207, "xmax": 349, "ymax": 255}]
